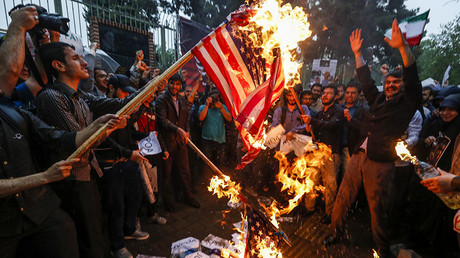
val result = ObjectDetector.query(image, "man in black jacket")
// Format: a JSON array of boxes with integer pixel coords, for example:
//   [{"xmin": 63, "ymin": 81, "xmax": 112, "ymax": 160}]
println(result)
[
  {"xmin": 155, "ymin": 74, "xmax": 200, "ymax": 211},
  {"xmin": 326, "ymin": 20, "xmax": 422, "ymax": 257}
]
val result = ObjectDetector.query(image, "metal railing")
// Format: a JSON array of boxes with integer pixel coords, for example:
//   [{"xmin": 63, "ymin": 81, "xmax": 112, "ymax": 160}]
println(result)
[{"xmin": 1, "ymin": 0, "xmax": 178, "ymax": 66}]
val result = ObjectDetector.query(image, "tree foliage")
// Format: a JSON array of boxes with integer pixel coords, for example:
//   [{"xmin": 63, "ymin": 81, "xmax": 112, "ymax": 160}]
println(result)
[
  {"xmin": 160, "ymin": 0, "xmax": 245, "ymax": 29},
  {"xmin": 417, "ymin": 15, "xmax": 460, "ymax": 85},
  {"xmin": 290, "ymin": 0, "xmax": 416, "ymax": 68}
]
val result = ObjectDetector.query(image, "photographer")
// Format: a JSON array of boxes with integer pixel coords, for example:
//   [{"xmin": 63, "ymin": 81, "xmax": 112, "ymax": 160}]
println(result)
[
  {"xmin": 3, "ymin": 4, "xmax": 69, "ymax": 112},
  {"xmin": 198, "ymin": 90, "xmax": 232, "ymax": 176},
  {"xmin": 0, "ymin": 6, "xmax": 38, "ymax": 96}
]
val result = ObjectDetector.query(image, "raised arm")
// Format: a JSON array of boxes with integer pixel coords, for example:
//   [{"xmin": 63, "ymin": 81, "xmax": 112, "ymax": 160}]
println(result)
[
  {"xmin": 0, "ymin": 6, "xmax": 38, "ymax": 96},
  {"xmin": 384, "ymin": 19, "xmax": 415, "ymax": 68},
  {"xmin": 350, "ymin": 29, "xmax": 365, "ymax": 69}
]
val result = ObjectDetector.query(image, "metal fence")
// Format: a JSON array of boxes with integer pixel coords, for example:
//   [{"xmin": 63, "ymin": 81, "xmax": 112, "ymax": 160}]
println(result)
[{"xmin": 1, "ymin": 0, "xmax": 178, "ymax": 64}]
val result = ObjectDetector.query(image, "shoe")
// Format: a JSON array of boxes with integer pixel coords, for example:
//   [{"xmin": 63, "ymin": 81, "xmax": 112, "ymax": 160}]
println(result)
[
  {"xmin": 164, "ymin": 201, "xmax": 175, "ymax": 212},
  {"xmin": 124, "ymin": 229, "xmax": 150, "ymax": 240},
  {"xmin": 185, "ymin": 198, "xmax": 200, "ymax": 208},
  {"xmin": 322, "ymin": 232, "xmax": 342, "ymax": 246},
  {"xmin": 320, "ymin": 214, "xmax": 331, "ymax": 225},
  {"xmin": 112, "ymin": 247, "xmax": 133, "ymax": 258},
  {"xmin": 147, "ymin": 213, "xmax": 167, "ymax": 225}
]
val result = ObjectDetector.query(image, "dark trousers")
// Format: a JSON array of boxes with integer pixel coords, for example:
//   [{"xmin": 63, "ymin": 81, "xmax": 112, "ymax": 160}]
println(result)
[
  {"xmin": 160, "ymin": 143, "xmax": 193, "ymax": 204},
  {"xmin": 0, "ymin": 208, "xmax": 78, "ymax": 258},
  {"xmin": 331, "ymin": 151, "xmax": 396, "ymax": 252},
  {"xmin": 201, "ymin": 139, "xmax": 225, "ymax": 175},
  {"xmin": 101, "ymin": 160, "xmax": 142, "ymax": 251},
  {"xmin": 51, "ymin": 173, "xmax": 107, "ymax": 258}
]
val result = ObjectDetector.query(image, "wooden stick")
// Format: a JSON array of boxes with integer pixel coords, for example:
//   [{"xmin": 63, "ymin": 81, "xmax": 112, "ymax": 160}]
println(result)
[
  {"xmin": 66, "ymin": 50, "xmax": 194, "ymax": 160},
  {"xmin": 289, "ymin": 87, "xmax": 304, "ymax": 116}
]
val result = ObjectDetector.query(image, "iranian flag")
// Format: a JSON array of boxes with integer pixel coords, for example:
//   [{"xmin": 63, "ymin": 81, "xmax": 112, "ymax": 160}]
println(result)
[{"xmin": 384, "ymin": 10, "xmax": 430, "ymax": 46}]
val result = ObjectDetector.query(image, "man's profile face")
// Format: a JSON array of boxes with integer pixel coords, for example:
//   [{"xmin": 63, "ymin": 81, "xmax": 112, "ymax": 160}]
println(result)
[
  {"xmin": 321, "ymin": 88, "xmax": 335, "ymax": 106},
  {"xmin": 95, "ymin": 70, "xmax": 108, "ymax": 89},
  {"xmin": 62, "ymin": 47, "xmax": 89, "ymax": 80},
  {"xmin": 169, "ymin": 80, "xmax": 182, "ymax": 96},
  {"xmin": 312, "ymin": 86, "xmax": 322, "ymax": 99},
  {"xmin": 384, "ymin": 75, "xmax": 403, "ymax": 99},
  {"xmin": 301, "ymin": 94, "xmax": 313, "ymax": 107},
  {"xmin": 345, "ymin": 87, "xmax": 359, "ymax": 105}
]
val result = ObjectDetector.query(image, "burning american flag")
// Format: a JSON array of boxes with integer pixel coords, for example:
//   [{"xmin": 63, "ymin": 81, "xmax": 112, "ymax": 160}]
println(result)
[{"xmin": 192, "ymin": 1, "xmax": 311, "ymax": 168}]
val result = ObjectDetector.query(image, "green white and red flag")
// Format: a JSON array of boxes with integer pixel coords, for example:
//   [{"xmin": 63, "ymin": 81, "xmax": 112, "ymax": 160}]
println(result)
[{"xmin": 384, "ymin": 10, "xmax": 430, "ymax": 46}]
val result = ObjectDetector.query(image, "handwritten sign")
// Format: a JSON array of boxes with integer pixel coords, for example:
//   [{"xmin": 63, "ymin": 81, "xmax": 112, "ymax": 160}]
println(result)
[
  {"xmin": 264, "ymin": 124, "xmax": 286, "ymax": 149},
  {"xmin": 138, "ymin": 132, "xmax": 162, "ymax": 156}
]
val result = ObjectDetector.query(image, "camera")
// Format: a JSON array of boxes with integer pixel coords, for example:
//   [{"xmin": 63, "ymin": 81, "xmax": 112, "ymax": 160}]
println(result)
[
  {"xmin": 11, "ymin": 4, "xmax": 70, "ymax": 37},
  {"xmin": 211, "ymin": 95, "xmax": 221, "ymax": 105}
]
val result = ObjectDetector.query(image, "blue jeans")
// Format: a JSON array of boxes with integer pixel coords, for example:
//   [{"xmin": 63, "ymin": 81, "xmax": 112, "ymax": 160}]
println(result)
[{"xmin": 102, "ymin": 160, "xmax": 142, "ymax": 251}]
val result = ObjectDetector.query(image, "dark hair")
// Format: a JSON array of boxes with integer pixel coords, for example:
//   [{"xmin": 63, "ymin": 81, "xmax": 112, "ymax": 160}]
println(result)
[
  {"xmin": 422, "ymin": 86, "xmax": 434, "ymax": 95},
  {"xmin": 386, "ymin": 70, "xmax": 403, "ymax": 80},
  {"xmin": 300, "ymin": 90, "xmax": 313, "ymax": 99},
  {"xmin": 311, "ymin": 83, "xmax": 322, "ymax": 90},
  {"xmin": 169, "ymin": 73, "xmax": 182, "ymax": 83},
  {"xmin": 323, "ymin": 85, "xmax": 338, "ymax": 96},
  {"xmin": 345, "ymin": 82, "xmax": 362, "ymax": 93},
  {"xmin": 336, "ymin": 84, "xmax": 345, "ymax": 90},
  {"xmin": 39, "ymin": 42, "xmax": 74, "ymax": 81},
  {"xmin": 93, "ymin": 67, "xmax": 106, "ymax": 79}
]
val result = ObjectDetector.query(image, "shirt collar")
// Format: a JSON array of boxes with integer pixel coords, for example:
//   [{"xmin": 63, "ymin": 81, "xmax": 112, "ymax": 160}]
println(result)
[{"xmin": 51, "ymin": 80, "xmax": 79, "ymax": 98}]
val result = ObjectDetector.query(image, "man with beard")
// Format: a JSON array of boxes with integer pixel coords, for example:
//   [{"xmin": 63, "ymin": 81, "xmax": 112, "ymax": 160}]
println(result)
[
  {"xmin": 155, "ymin": 74, "xmax": 200, "ymax": 212},
  {"xmin": 92, "ymin": 68, "xmax": 109, "ymax": 97},
  {"xmin": 308, "ymin": 85, "xmax": 344, "ymax": 223},
  {"xmin": 325, "ymin": 21, "xmax": 422, "ymax": 258},
  {"xmin": 335, "ymin": 84, "xmax": 345, "ymax": 104},
  {"xmin": 309, "ymin": 83, "xmax": 324, "ymax": 113},
  {"xmin": 271, "ymin": 89, "xmax": 311, "ymax": 141}
]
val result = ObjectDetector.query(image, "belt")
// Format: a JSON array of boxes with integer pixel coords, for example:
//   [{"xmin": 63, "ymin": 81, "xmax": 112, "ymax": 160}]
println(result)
[{"xmin": 358, "ymin": 148, "xmax": 367, "ymax": 154}]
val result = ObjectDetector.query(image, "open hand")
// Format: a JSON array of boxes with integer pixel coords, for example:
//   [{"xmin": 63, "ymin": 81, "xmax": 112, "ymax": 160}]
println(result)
[
  {"xmin": 349, "ymin": 29, "xmax": 363, "ymax": 55},
  {"xmin": 384, "ymin": 19, "xmax": 407, "ymax": 49}
]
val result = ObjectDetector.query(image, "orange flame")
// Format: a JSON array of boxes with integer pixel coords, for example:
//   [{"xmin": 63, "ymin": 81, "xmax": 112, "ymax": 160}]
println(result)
[
  {"xmin": 373, "ymin": 249, "xmax": 380, "ymax": 258},
  {"xmin": 243, "ymin": 0, "xmax": 312, "ymax": 87},
  {"xmin": 395, "ymin": 141, "xmax": 416, "ymax": 163},
  {"xmin": 265, "ymin": 143, "xmax": 331, "ymax": 223},
  {"xmin": 208, "ymin": 175, "xmax": 242, "ymax": 205}
]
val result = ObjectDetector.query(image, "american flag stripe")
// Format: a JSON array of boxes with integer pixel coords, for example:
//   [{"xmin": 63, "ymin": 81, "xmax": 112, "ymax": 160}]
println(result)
[
  {"xmin": 208, "ymin": 37, "xmax": 248, "ymax": 106},
  {"xmin": 193, "ymin": 46, "xmax": 239, "ymax": 116},
  {"xmin": 217, "ymin": 27, "xmax": 257, "ymax": 92},
  {"xmin": 192, "ymin": 7, "xmax": 285, "ymax": 168}
]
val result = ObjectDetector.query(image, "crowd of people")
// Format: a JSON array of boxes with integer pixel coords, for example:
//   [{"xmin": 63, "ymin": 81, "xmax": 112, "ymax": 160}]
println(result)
[{"xmin": 1, "ymin": 4, "xmax": 460, "ymax": 258}]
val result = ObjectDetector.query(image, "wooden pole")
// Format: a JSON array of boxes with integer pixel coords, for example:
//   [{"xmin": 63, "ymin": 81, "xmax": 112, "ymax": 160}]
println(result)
[{"xmin": 66, "ymin": 50, "xmax": 194, "ymax": 160}]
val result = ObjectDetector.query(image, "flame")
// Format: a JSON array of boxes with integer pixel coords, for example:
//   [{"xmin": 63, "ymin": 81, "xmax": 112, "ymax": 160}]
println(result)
[
  {"xmin": 373, "ymin": 249, "xmax": 380, "ymax": 258},
  {"xmin": 395, "ymin": 141, "xmax": 416, "ymax": 162},
  {"xmin": 261, "ymin": 143, "xmax": 332, "ymax": 223},
  {"xmin": 251, "ymin": 235, "xmax": 283, "ymax": 258},
  {"xmin": 208, "ymin": 175, "xmax": 242, "ymax": 205},
  {"xmin": 243, "ymin": 0, "xmax": 312, "ymax": 87}
]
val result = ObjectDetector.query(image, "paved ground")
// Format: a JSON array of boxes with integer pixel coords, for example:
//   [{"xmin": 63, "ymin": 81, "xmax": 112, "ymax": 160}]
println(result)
[{"xmin": 126, "ymin": 175, "xmax": 378, "ymax": 257}]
